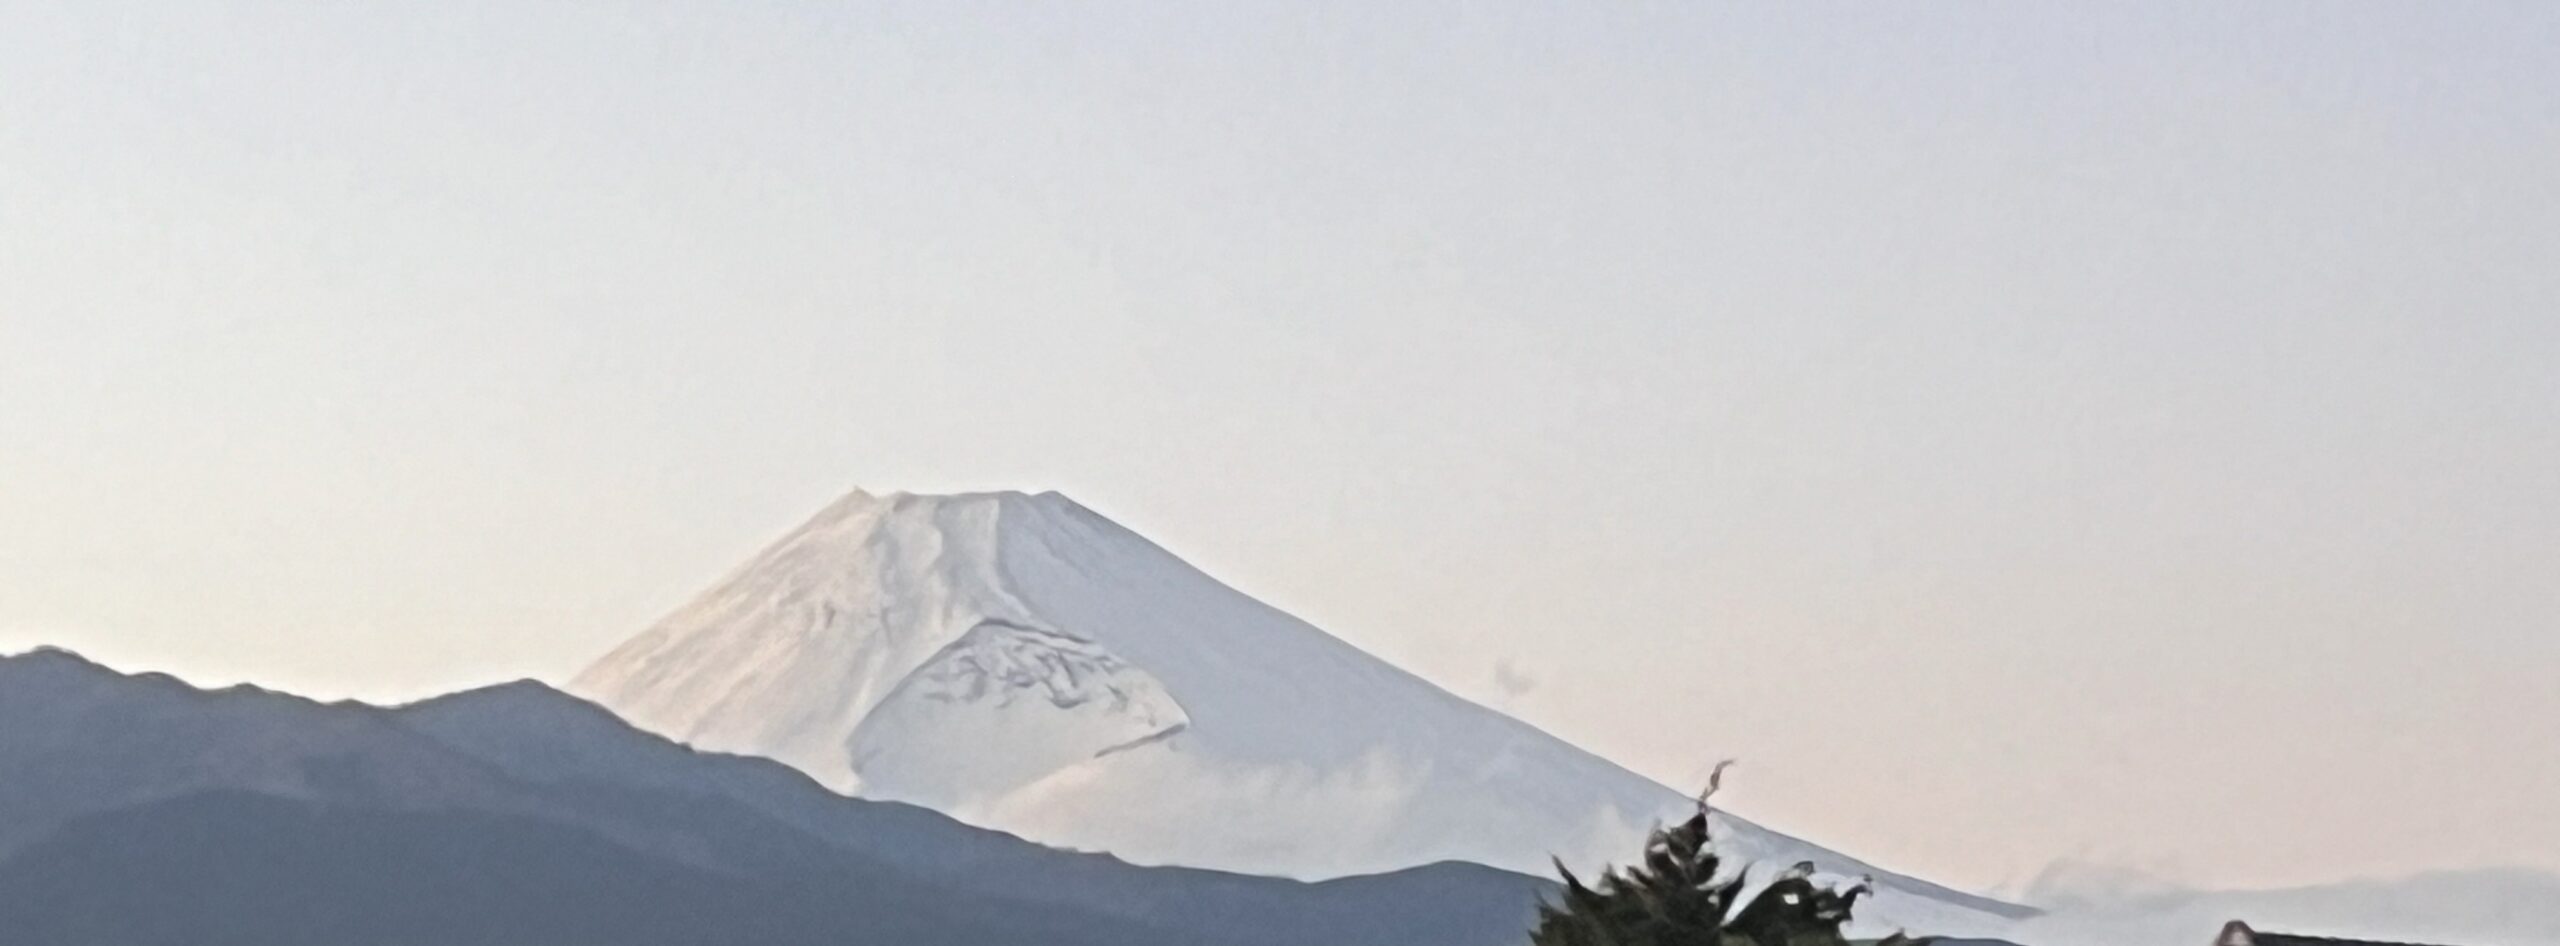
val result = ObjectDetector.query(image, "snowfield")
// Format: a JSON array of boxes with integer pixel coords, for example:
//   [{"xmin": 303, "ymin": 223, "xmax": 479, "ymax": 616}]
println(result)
[{"xmin": 573, "ymin": 489, "xmax": 2030, "ymax": 938}]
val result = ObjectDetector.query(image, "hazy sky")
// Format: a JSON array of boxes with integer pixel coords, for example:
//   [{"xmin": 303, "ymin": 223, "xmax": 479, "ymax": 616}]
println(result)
[{"xmin": 4, "ymin": 2, "xmax": 2554, "ymax": 895}]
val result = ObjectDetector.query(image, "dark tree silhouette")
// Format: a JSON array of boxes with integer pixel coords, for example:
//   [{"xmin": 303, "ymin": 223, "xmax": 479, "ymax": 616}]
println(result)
[{"xmin": 1530, "ymin": 765, "xmax": 1919, "ymax": 946}]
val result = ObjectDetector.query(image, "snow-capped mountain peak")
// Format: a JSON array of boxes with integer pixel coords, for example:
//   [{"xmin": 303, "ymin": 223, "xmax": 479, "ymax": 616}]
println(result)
[{"xmin": 572, "ymin": 488, "xmax": 2028, "ymax": 937}]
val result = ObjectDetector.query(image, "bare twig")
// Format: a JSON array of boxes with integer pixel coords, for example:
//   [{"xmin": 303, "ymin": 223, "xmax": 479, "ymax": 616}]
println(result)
[{"xmin": 1697, "ymin": 758, "xmax": 1737, "ymax": 815}]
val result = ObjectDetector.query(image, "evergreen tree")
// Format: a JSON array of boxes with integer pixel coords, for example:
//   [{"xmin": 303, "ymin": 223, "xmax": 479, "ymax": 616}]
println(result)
[{"xmin": 1530, "ymin": 765, "xmax": 1917, "ymax": 946}]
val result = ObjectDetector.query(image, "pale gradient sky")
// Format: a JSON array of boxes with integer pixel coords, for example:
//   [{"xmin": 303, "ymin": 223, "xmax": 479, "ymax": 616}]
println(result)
[{"xmin": 3, "ymin": 1, "xmax": 2554, "ymax": 895}]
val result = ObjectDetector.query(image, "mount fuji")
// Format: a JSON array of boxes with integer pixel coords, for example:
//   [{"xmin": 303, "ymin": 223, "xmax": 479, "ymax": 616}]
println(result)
[{"xmin": 572, "ymin": 489, "xmax": 2029, "ymax": 937}]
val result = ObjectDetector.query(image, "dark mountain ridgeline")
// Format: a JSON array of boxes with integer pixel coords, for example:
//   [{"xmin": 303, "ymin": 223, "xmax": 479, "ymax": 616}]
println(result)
[
  {"xmin": 0, "ymin": 791, "xmax": 1108, "ymax": 946},
  {"xmin": 0, "ymin": 648, "xmax": 1548, "ymax": 946}
]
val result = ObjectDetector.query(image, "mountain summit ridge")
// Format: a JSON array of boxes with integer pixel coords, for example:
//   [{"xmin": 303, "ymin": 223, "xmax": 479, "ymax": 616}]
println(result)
[{"xmin": 572, "ymin": 488, "xmax": 2029, "ymax": 936}]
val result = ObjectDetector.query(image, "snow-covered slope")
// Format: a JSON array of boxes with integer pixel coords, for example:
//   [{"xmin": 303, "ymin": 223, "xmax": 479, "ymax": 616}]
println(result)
[{"xmin": 572, "ymin": 489, "xmax": 2027, "ymax": 936}]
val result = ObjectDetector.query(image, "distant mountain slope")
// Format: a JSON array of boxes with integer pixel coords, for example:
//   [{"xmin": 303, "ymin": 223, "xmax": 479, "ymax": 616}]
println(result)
[
  {"xmin": 0, "ymin": 647, "xmax": 554, "ymax": 859},
  {"xmin": 0, "ymin": 792, "xmax": 1108, "ymax": 946},
  {"xmin": 572, "ymin": 488, "xmax": 2028, "ymax": 937},
  {"xmin": 0, "ymin": 648, "xmax": 1548, "ymax": 946},
  {"xmin": 2013, "ymin": 862, "xmax": 2560, "ymax": 946},
  {"xmin": 394, "ymin": 675, "xmax": 1553, "ymax": 946}
]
